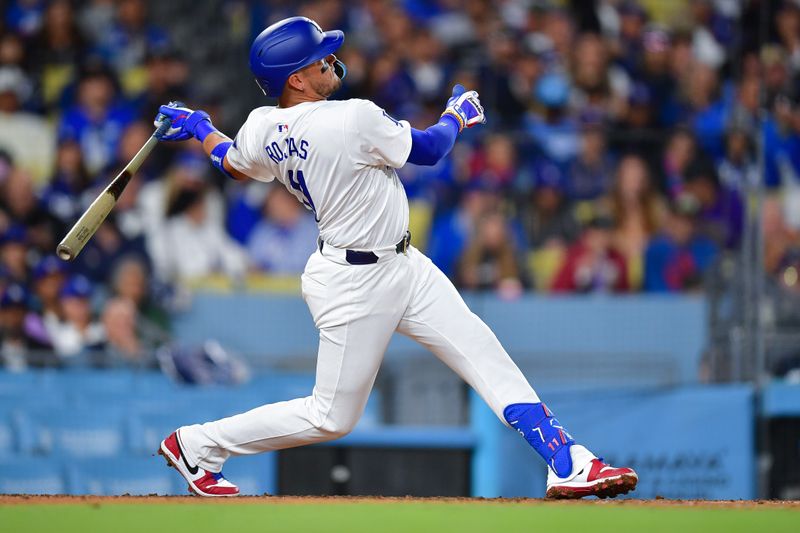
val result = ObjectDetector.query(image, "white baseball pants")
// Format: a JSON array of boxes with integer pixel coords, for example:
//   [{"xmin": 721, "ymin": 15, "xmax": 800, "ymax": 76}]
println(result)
[{"xmin": 180, "ymin": 246, "xmax": 540, "ymax": 471}]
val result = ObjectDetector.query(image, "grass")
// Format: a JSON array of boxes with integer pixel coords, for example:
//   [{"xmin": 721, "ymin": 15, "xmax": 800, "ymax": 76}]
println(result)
[{"xmin": 2, "ymin": 499, "xmax": 799, "ymax": 533}]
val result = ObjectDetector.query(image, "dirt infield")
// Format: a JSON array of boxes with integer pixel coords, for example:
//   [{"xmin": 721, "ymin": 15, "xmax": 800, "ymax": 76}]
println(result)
[{"xmin": 1, "ymin": 495, "xmax": 798, "ymax": 507}]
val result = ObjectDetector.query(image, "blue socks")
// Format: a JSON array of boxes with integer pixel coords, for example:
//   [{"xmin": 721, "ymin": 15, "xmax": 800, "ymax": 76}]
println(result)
[{"xmin": 503, "ymin": 402, "xmax": 575, "ymax": 478}]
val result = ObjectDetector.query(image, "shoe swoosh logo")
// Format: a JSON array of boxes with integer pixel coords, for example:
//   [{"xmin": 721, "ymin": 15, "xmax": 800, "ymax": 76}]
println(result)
[
  {"xmin": 598, "ymin": 466, "xmax": 616, "ymax": 474},
  {"xmin": 176, "ymin": 433, "xmax": 199, "ymax": 475}
]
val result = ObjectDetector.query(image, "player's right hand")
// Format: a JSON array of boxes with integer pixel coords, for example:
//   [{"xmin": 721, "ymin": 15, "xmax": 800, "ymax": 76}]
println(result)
[
  {"xmin": 441, "ymin": 84, "xmax": 486, "ymax": 132},
  {"xmin": 154, "ymin": 101, "xmax": 210, "ymax": 142}
]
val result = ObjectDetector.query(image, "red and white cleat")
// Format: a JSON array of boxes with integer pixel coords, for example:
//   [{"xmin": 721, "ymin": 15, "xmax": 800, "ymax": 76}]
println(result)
[
  {"xmin": 546, "ymin": 449, "xmax": 638, "ymax": 499},
  {"xmin": 158, "ymin": 431, "xmax": 240, "ymax": 497}
]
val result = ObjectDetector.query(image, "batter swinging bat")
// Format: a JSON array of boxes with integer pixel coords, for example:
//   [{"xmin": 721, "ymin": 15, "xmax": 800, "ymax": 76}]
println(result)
[{"xmin": 56, "ymin": 117, "xmax": 171, "ymax": 261}]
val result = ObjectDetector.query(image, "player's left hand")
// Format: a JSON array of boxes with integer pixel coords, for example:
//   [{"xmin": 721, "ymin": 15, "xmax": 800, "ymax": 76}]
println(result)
[
  {"xmin": 154, "ymin": 101, "xmax": 210, "ymax": 142},
  {"xmin": 441, "ymin": 84, "xmax": 486, "ymax": 132}
]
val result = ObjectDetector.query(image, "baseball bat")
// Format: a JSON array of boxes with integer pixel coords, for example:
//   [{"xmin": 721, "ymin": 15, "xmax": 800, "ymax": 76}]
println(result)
[{"xmin": 56, "ymin": 117, "xmax": 171, "ymax": 261}]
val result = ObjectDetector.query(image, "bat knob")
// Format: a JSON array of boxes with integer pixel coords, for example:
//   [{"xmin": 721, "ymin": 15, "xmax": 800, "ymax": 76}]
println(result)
[{"xmin": 57, "ymin": 244, "xmax": 74, "ymax": 262}]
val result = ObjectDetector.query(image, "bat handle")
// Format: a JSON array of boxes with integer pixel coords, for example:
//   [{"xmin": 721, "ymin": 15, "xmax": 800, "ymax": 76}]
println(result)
[{"xmin": 154, "ymin": 115, "xmax": 172, "ymax": 139}]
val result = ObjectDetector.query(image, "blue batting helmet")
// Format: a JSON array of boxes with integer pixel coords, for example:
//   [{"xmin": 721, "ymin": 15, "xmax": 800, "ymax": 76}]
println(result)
[{"xmin": 249, "ymin": 16, "xmax": 346, "ymax": 97}]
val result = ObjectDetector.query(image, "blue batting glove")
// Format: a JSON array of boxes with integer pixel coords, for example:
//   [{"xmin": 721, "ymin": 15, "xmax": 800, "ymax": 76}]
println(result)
[
  {"xmin": 154, "ymin": 102, "xmax": 211, "ymax": 142},
  {"xmin": 441, "ymin": 85, "xmax": 486, "ymax": 132}
]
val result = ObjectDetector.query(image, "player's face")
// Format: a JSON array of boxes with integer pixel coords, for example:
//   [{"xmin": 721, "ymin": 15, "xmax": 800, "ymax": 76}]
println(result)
[{"xmin": 300, "ymin": 54, "xmax": 342, "ymax": 98}]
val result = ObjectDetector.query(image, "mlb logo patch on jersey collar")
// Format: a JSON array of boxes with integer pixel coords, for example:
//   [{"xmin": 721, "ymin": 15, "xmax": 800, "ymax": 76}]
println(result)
[{"xmin": 277, "ymin": 123, "xmax": 290, "ymax": 133}]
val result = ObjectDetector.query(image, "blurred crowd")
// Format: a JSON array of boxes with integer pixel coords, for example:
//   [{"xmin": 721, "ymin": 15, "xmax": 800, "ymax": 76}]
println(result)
[{"xmin": 2, "ymin": 0, "xmax": 800, "ymax": 369}]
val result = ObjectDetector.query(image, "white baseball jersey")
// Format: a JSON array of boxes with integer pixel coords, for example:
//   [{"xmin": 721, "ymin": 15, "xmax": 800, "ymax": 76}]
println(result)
[{"xmin": 226, "ymin": 99, "xmax": 413, "ymax": 250}]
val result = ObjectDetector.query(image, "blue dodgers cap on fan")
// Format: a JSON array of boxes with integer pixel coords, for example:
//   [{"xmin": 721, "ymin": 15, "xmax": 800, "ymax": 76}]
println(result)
[
  {"xmin": 33, "ymin": 255, "xmax": 68, "ymax": 280},
  {"xmin": 59, "ymin": 275, "xmax": 93, "ymax": 299},
  {"xmin": 535, "ymin": 72, "xmax": 570, "ymax": 108},
  {"xmin": 1, "ymin": 283, "xmax": 28, "ymax": 309}
]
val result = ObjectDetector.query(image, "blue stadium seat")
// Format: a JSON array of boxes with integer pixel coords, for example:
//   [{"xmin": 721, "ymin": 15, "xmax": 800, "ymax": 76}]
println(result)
[
  {"xmin": 66, "ymin": 457, "xmax": 181, "ymax": 496},
  {"xmin": 0, "ymin": 458, "xmax": 65, "ymax": 494}
]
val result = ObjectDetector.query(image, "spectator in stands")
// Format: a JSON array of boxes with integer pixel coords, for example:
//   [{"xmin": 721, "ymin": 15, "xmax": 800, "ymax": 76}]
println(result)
[
  {"xmin": 134, "ymin": 48, "xmax": 189, "ymax": 120},
  {"xmin": 0, "ymin": 30, "xmax": 29, "ymax": 70},
  {"xmin": 566, "ymin": 117, "xmax": 615, "ymax": 201},
  {"xmin": 0, "ymin": 283, "xmax": 52, "ymax": 371},
  {"xmin": 526, "ymin": 72, "xmax": 579, "ymax": 166},
  {"xmin": 570, "ymin": 32, "xmax": 629, "ymax": 122},
  {"xmin": 468, "ymin": 134, "xmax": 519, "ymax": 191},
  {"xmin": 4, "ymin": 0, "xmax": 46, "ymax": 38},
  {"xmin": 730, "ymin": 76, "xmax": 759, "ymax": 132},
  {"xmin": 101, "ymin": 296, "xmax": 154, "ymax": 369},
  {"xmin": 608, "ymin": 155, "xmax": 666, "ymax": 290},
  {"xmin": 2, "ymin": 164, "xmax": 60, "ymax": 255},
  {"xmin": 57, "ymin": 63, "xmax": 134, "ymax": 174},
  {"xmin": 151, "ymin": 178, "xmax": 248, "ymax": 282},
  {"xmin": 761, "ymin": 45, "xmax": 793, "ymax": 107},
  {"xmin": 615, "ymin": 1, "xmax": 648, "ymax": 75},
  {"xmin": 368, "ymin": 52, "xmax": 416, "ymax": 117},
  {"xmin": 31, "ymin": 254, "xmax": 66, "ymax": 321},
  {"xmin": 45, "ymin": 275, "xmax": 105, "ymax": 362},
  {"xmin": 683, "ymin": 161, "xmax": 743, "ymax": 249},
  {"xmin": 39, "ymin": 139, "xmax": 93, "ymax": 232},
  {"xmin": 27, "ymin": 0, "xmax": 88, "ymax": 112},
  {"xmin": 717, "ymin": 120, "xmax": 758, "ymax": 195},
  {"xmin": 139, "ymin": 149, "xmax": 226, "ymax": 257},
  {"xmin": 72, "ymin": 216, "xmax": 149, "ymax": 284},
  {"xmin": 776, "ymin": 0, "xmax": 800, "ymax": 77},
  {"xmin": 643, "ymin": 194, "xmax": 719, "ymax": 292},
  {"xmin": 682, "ymin": 60, "xmax": 727, "ymax": 160},
  {"xmin": 0, "ymin": 225, "xmax": 29, "ymax": 286},
  {"xmin": 95, "ymin": 0, "xmax": 168, "ymax": 78},
  {"xmin": 764, "ymin": 94, "xmax": 800, "ymax": 194},
  {"xmin": 521, "ymin": 165, "xmax": 580, "ymax": 250},
  {"xmin": 407, "ymin": 28, "xmax": 447, "ymax": 102},
  {"xmin": 247, "ymin": 186, "xmax": 318, "ymax": 275},
  {"xmin": 763, "ymin": 195, "xmax": 800, "ymax": 277},
  {"xmin": 610, "ymin": 82, "xmax": 662, "ymax": 169},
  {"xmin": 660, "ymin": 128, "xmax": 698, "ymax": 198},
  {"xmin": 552, "ymin": 214, "xmax": 630, "ymax": 293},
  {"xmin": 427, "ymin": 182, "xmax": 499, "ymax": 278},
  {"xmin": 639, "ymin": 26, "xmax": 678, "ymax": 128},
  {"xmin": 114, "ymin": 120, "xmax": 161, "ymax": 184},
  {"xmin": 225, "ymin": 182, "xmax": 269, "ymax": 245},
  {"xmin": 457, "ymin": 211, "xmax": 524, "ymax": 297},
  {"xmin": 111, "ymin": 256, "xmax": 170, "ymax": 336},
  {"xmin": 0, "ymin": 65, "xmax": 54, "ymax": 185}
]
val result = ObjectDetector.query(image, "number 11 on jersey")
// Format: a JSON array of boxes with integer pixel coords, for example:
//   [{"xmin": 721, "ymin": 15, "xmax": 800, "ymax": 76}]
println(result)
[{"xmin": 288, "ymin": 169, "xmax": 319, "ymax": 222}]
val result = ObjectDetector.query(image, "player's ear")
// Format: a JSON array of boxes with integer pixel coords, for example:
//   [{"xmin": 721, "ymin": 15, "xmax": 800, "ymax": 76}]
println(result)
[{"xmin": 286, "ymin": 72, "xmax": 305, "ymax": 93}]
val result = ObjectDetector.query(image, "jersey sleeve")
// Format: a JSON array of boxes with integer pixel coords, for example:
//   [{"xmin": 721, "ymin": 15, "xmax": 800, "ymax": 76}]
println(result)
[
  {"xmin": 226, "ymin": 109, "xmax": 276, "ymax": 183},
  {"xmin": 346, "ymin": 100, "xmax": 413, "ymax": 168}
]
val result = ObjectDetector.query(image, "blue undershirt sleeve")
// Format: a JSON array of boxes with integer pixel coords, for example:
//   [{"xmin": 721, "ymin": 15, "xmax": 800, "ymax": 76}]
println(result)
[{"xmin": 407, "ymin": 116, "xmax": 460, "ymax": 166}]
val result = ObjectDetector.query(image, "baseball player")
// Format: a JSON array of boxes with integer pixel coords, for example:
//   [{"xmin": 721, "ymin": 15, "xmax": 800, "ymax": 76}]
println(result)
[{"xmin": 155, "ymin": 17, "xmax": 637, "ymax": 499}]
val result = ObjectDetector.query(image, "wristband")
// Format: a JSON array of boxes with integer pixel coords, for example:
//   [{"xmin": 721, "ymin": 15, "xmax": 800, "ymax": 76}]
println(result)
[
  {"xmin": 440, "ymin": 110, "xmax": 465, "ymax": 132},
  {"xmin": 210, "ymin": 141, "xmax": 235, "ymax": 179}
]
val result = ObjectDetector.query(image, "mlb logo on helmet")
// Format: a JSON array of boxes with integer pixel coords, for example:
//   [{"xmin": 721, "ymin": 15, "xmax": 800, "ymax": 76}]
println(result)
[{"xmin": 277, "ymin": 123, "xmax": 289, "ymax": 132}]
